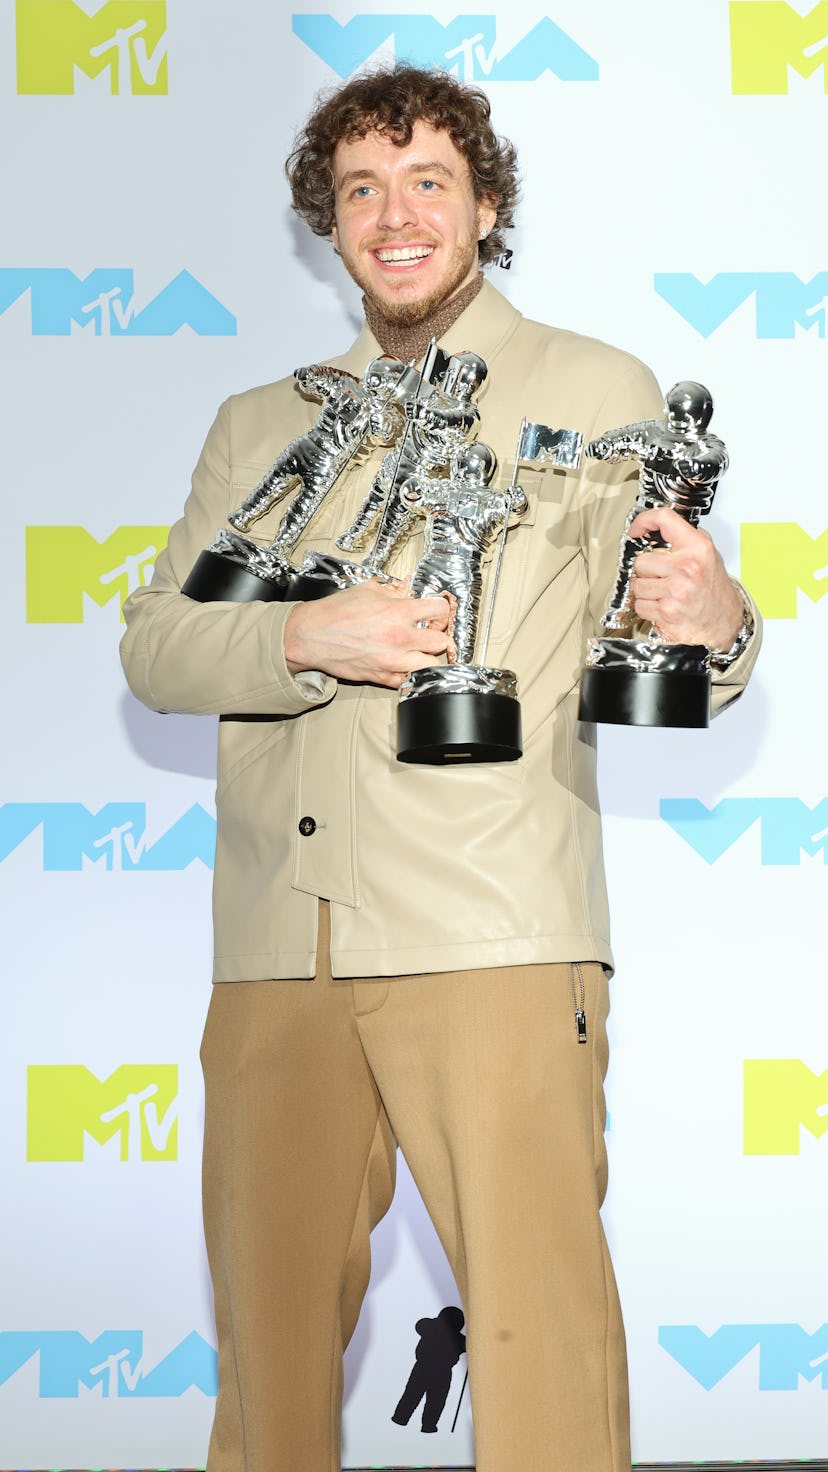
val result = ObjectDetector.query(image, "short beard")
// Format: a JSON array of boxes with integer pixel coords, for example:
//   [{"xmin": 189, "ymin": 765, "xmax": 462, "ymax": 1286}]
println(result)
[
  {"xmin": 347, "ymin": 237, "xmax": 479, "ymax": 327},
  {"xmin": 365, "ymin": 285, "xmax": 451, "ymax": 327}
]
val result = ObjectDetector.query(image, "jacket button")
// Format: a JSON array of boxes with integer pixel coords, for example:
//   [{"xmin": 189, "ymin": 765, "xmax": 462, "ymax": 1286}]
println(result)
[{"xmin": 298, "ymin": 816, "xmax": 317, "ymax": 837}]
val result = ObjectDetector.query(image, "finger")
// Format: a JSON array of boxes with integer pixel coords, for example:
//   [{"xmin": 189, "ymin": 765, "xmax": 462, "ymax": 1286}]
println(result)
[
  {"xmin": 632, "ymin": 575, "xmax": 671, "ymax": 601},
  {"xmin": 417, "ymin": 629, "xmax": 452, "ymax": 657},
  {"xmin": 633, "ymin": 588, "xmax": 686, "ymax": 628},
  {"xmin": 628, "ymin": 522, "xmax": 672, "ymax": 551},
  {"xmin": 406, "ymin": 649, "xmax": 450, "ymax": 674},
  {"xmin": 633, "ymin": 548, "xmax": 674, "ymax": 578},
  {"xmin": 627, "ymin": 506, "xmax": 698, "ymax": 546},
  {"xmin": 632, "ymin": 596, "xmax": 668, "ymax": 629},
  {"xmin": 409, "ymin": 596, "xmax": 452, "ymax": 628}
]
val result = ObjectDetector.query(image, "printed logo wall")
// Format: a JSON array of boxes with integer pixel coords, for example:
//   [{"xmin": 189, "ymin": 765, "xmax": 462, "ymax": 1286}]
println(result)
[
  {"xmin": 27, "ymin": 1065, "xmax": 180, "ymax": 1161},
  {"xmin": 0, "ymin": 269, "xmax": 236, "ymax": 335},
  {"xmin": 291, "ymin": 12, "xmax": 600, "ymax": 80},
  {"xmin": 744, "ymin": 1060, "xmax": 828, "ymax": 1154},
  {"xmin": 0, "ymin": 1331, "xmax": 216, "ymax": 1397},
  {"xmin": 655, "ymin": 272, "xmax": 828, "ymax": 337},
  {"xmin": 16, "ymin": 0, "xmax": 168, "ymax": 95},
  {"xmin": 729, "ymin": 0, "xmax": 828, "ymax": 92},
  {"xmin": 26, "ymin": 526, "xmax": 168, "ymax": 620},
  {"xmin": 741, "ymin": 523, "xmax": 828, "ymax": 617},
  {"xmin": 2, "ymin": 1, "xmax": 824, "ymax": 1467}
]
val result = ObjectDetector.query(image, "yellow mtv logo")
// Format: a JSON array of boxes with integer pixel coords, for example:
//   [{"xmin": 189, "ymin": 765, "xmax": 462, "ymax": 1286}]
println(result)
[
  {"xmin": 740, "ymin": 523, "xmax": 828, "ymax": 618},
  {"xmin": 730, "ymin": 1, "xmax": 828, "ymax": 93},
  {"xmin": 27, "ymin": 1064, "xmax": 179, "ymax": 1161},
  {"xmin": 16, "ymin": 0, "xmax": 167, "ymax": 95},
  {"xmin": 26, "ymin": 526, "xmax": 168, "ymax": 622},
  {"xmin": 744, "ymin": 1060, "xmax": 828, "ymax": 1154}
]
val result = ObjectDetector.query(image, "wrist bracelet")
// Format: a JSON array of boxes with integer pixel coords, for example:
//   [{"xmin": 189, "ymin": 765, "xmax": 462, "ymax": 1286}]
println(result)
[{"xmin": 709, "ymin": 588, "xmax": 755, "ymax": 669}]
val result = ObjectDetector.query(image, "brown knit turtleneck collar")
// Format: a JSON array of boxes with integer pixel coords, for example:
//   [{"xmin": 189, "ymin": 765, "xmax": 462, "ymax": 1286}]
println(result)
[{"xmin": 362, "ymin": 272, "xmax": 484, "ymax": 363}]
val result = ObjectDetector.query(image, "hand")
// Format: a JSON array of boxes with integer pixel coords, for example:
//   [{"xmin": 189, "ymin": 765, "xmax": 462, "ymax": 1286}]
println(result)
[
  {"xmin": 627, "ymin": 506, "xmax": 743, "ymax": 650},
  {"xmin": 284, "ymin": 579, "xmax": 454, "ymax": 689}
]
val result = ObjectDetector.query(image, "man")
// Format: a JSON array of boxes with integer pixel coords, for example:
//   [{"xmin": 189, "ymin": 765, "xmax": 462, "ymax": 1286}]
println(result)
[{"xmin": 121, "ymin": 65, "xmax": 759, "ymax": 1472}]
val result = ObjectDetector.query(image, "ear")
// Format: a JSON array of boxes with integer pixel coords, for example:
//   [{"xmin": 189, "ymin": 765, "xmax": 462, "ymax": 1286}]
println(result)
[
  {"xmin": 331, "ymin": 221, "xmax": 340, "ymax": 253},
  {"xmin": 477, "ymin": 194, "xmax": 498, "ymax": 239}
]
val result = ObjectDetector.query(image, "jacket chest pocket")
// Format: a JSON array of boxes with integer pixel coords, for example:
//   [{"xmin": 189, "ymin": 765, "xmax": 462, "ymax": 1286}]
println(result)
[
  {"xmin": 481, "ymin": 468, "xmax": 580, "ymax": 655},
  {"xmin": 228, "ymin": 462, "xmax": 284, "ymax": 542},
  {"xmin": 477, "ymin": 470, "xmax": 540, "ymax": 649},
  {"xmin": 295, "ymin": 452, "xmax": 386, "ymax": 552}
]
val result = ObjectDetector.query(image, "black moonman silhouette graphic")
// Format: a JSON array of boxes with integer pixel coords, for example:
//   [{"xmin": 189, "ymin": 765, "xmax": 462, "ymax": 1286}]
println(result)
[{"xmin": 392, "ymin": 1305, "xmax": 466, "ymax": 1433}]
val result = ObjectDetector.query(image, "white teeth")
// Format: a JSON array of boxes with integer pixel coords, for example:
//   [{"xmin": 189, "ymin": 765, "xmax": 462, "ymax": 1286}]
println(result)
[{"xmin": 375, "ymin": 246, "xmax": 434, "ymax": 263}]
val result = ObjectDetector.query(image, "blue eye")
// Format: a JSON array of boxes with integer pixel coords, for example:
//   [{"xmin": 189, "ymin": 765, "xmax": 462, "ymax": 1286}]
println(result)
[{"xmin": 418, "ymin": 179, "xmax": 438, "ymax": 191}]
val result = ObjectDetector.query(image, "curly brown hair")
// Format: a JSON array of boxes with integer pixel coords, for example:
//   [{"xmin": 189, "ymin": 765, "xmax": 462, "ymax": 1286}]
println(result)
[{"xmin": 286, "ymin": 65, "xmax": 519, "ymax": 266}]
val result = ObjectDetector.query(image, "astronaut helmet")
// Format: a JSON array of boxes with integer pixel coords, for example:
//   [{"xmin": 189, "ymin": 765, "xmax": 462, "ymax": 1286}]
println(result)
[
  {"xmin": 452, "ymin": 440, "xmax": 496, "ymax": 486},
  {"xmin": 665, "ymin": 380, "xmax": 713, "ymax": 435},
  {"xmin": 363, "ymin": 356, "xmax": 407, "ymax": 397}
]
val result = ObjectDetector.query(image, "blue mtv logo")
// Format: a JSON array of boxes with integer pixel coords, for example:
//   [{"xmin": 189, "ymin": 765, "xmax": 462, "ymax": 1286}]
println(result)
[
  {"xmin": 659, "ymin": 1324, "xmax": 828, "ymax": 1390},
  {"xmin": 292, "ymin": 14, "xmax": 599, "ymax": 81},
  {"xmin": 660, "ymin": 798, "xmax": 828, "ymax": 865},
  {"xmin": 0, "ymin": 268, "xmax": 236, "ymax": 336},
  {"xmin": 0, "ymin": 803, "xmax": 216, "ymax": 870},
  {"xmin": 0, "ymin": 1330, "xmax": 216, "ymax": 1397},
  {"xmin": 654, "ymin": 272, "xmax": 828, "ymax": 338}
]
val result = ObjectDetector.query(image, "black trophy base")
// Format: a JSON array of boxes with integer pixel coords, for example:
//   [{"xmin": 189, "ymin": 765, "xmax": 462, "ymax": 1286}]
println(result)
[
  {"xmin": 181, "ymin": 551, "xmax": 342, "ymax": 605},
  {"xmin": 286, "ymin": 572, "xmax": 342, "ymax": 602},
  {"xmin": 182, "ymin": 549, "xmax": 291, "ymax": 603},
  {"xmin": 397, "ymin": 692, "xmax": 523, "ymax": 764},
  {"xmin": 578, "ymin": 666, "xmax": 711, "ymax": 728}
]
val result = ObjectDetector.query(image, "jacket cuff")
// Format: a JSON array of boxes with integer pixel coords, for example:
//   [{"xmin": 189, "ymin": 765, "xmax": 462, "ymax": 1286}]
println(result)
[
  {"xmin": 709, "ymin": 580, "xmax": 761, "ymax": 684},
  {"xmin": 273, "ymin": 602, "xmax": 336, "ymax": 708},
  {"xmin": 709, "ymin": 581, "xmax": 762, "ymax": 716}
]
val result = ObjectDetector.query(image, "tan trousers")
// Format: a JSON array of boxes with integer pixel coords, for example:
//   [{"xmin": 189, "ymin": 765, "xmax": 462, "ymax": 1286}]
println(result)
[{"xmin": 200, "ymin": 904, "xmax": 629, "ymax": 1472}]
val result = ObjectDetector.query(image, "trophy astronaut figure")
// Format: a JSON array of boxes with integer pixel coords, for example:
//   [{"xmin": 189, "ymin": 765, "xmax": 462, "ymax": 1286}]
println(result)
[
  {"xmin": 181, "ymin": 356, "xmax": 420, "ymax": 604},
  {"xmin": 335, "ymin": 350, "xmax": 489, "ymax": 574},
  {"xmin": 578, "ymin": 380, "xmax": 732, "ymax": 728},
  {"xmin": 401, "ymin": 440, "xmax": 528, "ymax": 666},
  {"xmin": 395, "ymin": 438, "xmax": 529, "ymax": 763},
  {"xmin": 228, "ymin": 357, "xmax": 417, "ymax": 548},
  {"xmin": 586, "ymin": 380, "xmax": 729, "ymax": 636}
]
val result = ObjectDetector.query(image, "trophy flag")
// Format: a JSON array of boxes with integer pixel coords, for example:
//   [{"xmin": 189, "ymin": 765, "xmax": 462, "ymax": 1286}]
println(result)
[{"xmin": 516, "ymin": 419, "xmax": 583, "ymax": 471}]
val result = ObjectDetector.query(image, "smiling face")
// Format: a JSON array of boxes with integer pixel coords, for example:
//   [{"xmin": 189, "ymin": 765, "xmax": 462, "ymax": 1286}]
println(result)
[{"xmin": 330, "ymin": 120, "xmax": 497, "ymax": 325}]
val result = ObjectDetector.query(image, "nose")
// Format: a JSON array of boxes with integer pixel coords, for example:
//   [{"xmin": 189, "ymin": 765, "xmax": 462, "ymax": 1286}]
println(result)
[{"xmin": 377, "ymin": 180, "xmax": 417, "ymax": 233}]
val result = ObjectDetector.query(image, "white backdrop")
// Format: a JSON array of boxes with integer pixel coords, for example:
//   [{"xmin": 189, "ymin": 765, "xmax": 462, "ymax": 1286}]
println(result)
[{"xmin": 2, "ymin": 0, "xmax": 826, "ymax": 1466}]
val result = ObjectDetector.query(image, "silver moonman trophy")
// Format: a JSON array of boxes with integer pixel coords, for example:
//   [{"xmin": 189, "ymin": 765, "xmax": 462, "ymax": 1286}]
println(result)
[
  {"xmin": 294, "ymin": 345, "xmax": 486, "ymax": 596},
  {"xmin": 181, "ymin": 358, "xmax": 418, "ymax": 604},
  {"xmin": 396, "ymin": 417, "xmax": 583, "ymax": 764},
  {"xmin": 577, "ymin": 381, "xmax": 729, "ymax": 728},
  {"xmin": 338, "ymin": 349, "xmax": 487, "ymax": 571}
]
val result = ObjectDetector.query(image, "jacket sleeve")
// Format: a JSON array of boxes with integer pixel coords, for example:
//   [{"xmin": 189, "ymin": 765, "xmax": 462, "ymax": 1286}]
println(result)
[
  {"xmin": 708, "ymin": 580, "xmax": 762, "ymax": 717},
  {"xmin": 576, "ymin": 357, "xmax": 761, "ymax": 717},
  {"xmin": 119, "ymin": 396, "xmax": 336, "ymax": 717}
]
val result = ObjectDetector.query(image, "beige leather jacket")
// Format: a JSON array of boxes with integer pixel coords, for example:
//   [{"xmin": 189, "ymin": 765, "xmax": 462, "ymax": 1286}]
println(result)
[{"xmin": 121, "ymin": 283, "xmax": 760, "ymax": 980}]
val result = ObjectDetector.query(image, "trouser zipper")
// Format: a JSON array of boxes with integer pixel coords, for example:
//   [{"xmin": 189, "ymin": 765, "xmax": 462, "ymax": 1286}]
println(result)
[{"xmin": 570, "ymin": 962, "xmax": 587, "ymax": 1044}]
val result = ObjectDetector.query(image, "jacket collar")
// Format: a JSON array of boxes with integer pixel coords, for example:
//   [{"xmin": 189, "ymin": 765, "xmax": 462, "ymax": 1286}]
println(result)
[{"xmin": 333, "ymin": 279, "xmax": 524, "ymax": 382}]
